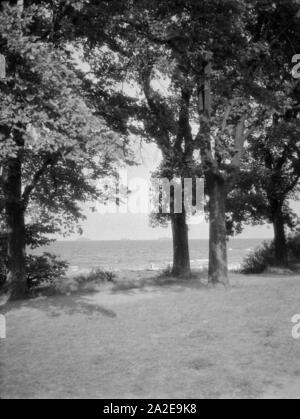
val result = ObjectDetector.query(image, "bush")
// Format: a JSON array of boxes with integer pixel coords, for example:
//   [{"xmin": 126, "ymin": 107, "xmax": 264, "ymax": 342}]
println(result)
[
  {"xmin": 1, "ymin": 227, "xmax": 67, "ymax": 291},
  {"xmin": 241, "ymin": 241, "xmax": 275, "ymax": 274},
  {"xmin": 0, "ymin": 246, "xmax": 69, "ymax": 290},
  {"xmin": 53, "ymin": 268, "xmax": 117, "ymax": 295},
  {"xmin": 241, "ymin": 233, "xmax": 300, "ymax": 274},
  {"xmin": 159, "ymin": 265, "xmax": 173, "ymax": 278},
  {"xmin": 287, "ymin": 234, "xmax": 300, "ymax": 263},
  {"xmin": 26, "ymin": 253, "xmax": 69, "ymax": 289},
  {"xmin": 74, "ymin": 268, "xmax": 116, "ymax": 285}
]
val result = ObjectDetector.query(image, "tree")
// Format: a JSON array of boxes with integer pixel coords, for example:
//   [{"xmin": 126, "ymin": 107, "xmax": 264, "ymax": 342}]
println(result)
[
  {"xmin": 227, "ymin": 0, "xmax": 300, "ymax": 267},
  {"xmin": 71, "ymin": 0, "xmax": 201, "ymax": 277},
  {"xmin": 0, "ymin": 2, "xmax": 125, "ymax": 299},
  {"xmin": 122, "ymin": 0, "xmax": 272, "ymax": 286},
  {"xmin": 176, "ymin": 0, "xmax": 300, "ymax": 284},
  {"xmin": 228, "ymin": 115, "xmax": 300, "ymax": 267},
  {"xmin": 150, "ymin": 157, "xmax": 202, "ymax": 278},
  {"xmin": 77, "ymin": 0, "xmax": 275, "ymax": 284},
  {"xmin": 140, "ymin": 64, "xmax": 201, "ymax": 278}
]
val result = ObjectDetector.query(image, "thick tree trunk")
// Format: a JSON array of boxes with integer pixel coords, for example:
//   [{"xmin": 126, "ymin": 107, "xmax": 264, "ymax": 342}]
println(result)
[
  {"xmin": 207, "ymin": 175, "xmax": 229, "ymax": 287},
  {"xmin": 4, "ymin": 156, "xmax": 27, "ymax": 300},
  {"xmin": 171, "ymin": 211, "xmax": 191, "ymax": 278},
  {"xmin": 272, "ymin": 210, "xmax": 288, "ymax": 267}
]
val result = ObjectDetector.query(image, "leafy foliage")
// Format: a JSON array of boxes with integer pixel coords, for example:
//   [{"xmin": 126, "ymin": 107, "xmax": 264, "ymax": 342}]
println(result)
[
  {"xmin": 74, "ymin": 268, "xmax": 116, "ymax": 285},
  {"xmin": 26, "ymin": 253, "xmax": 69, "ymax": 289},
  {"xmin": 1, "ymin": 1, "xmax": 300, "ymax": 290},
  {"xmin": 227, "ymin": 116, "xmax": 300, "ymax": 238},
  {"xmin": 241, "ymin": 241, "xmax": 276, "ymax": 274},
  {"xmin": 52, "ymin": 268, "xmax": 117, "ymax": 296},
  {"xmin": 241, "ymin": 234, "xmax": 300, "ymax": 274},
  {"xmin": 0, "ymin": 1, "xmax": 129, "ymax": 233},
  {"xmin": 0, "ymin": 250, "xmax": 68, "ymax": 291},
  {"xmin": 1, "ymin": 221, "xmax": 63, "ymax": 294},
  {"xmin": 71, "ymin": 0, "xmax": 300, "ymax": 282},
  {"xmin": 0, "ymin": 1, "xmax": 134, "ymax": 297},
  {"xmin": 0, "ymin": 227, "xmax": 69, "ymax": 289},
  {"xmin": 226, "ymin": 1, "xmax": 300, "ymax": 243}
]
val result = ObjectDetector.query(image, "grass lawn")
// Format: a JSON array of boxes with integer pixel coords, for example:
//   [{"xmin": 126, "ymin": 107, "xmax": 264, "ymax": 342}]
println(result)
[{"xmin": 1, "ymin": 272, "xmax": 300, "ymax": 399}]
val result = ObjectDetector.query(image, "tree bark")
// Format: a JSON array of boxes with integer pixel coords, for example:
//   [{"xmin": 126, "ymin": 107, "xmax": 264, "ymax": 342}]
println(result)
[
  {"xmin": 4, "ymin": 155, "xmax": 27, "ymax": 300},
  {"xmin": 171, "ymin": 211, "xmax": 191, "ymax": 278},
  {"xmin": 272, "ymin": 208, "xmax": 288, "ymax": 267},
  {"xmin": 207, "ymin": 175, "xmax": 229, "ymax": 287}
]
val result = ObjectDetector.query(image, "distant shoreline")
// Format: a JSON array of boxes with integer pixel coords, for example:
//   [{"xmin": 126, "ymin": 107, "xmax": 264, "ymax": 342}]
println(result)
[{"xmin": 57, "ymin": 237, "xmax": 272, "ymax": 243}]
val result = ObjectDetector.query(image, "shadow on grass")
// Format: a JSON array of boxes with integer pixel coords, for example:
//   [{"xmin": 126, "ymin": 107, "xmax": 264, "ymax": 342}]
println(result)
[
  {"xmin": 110, "ymin": 272, "xmax": 208, "ymax": 296},
  {"xmin": 0, "ymin": 270, "xmax": 209, "ymax": 314},
  {"xmin": 1, "ymin": 293, "xmax": 117, "ymax": 318}
]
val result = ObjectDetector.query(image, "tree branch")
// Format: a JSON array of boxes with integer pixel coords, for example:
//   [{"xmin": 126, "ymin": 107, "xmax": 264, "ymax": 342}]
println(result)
[
  {"xmin": 22, "ymin": 153, "xmax": 60, "ymax": 209},
  {"xmin": 141, "ymin": 66, "xmax": 175, "ymax": 155},
  {"xmin": 231, "ymin": 115, "xmax": 247, "ymax": 169}
]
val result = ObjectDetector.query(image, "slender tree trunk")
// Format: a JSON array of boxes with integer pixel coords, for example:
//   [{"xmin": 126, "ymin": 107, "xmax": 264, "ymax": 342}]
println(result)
[
  {"xmin": 207, "ymin": 175, "xmax": 229, "ymax": 287},
  {"xmin": 171, "ymin": 211, "xmax": 191, "ymax": 277},
  {"xmin": 272, "ymin": 208, "xmax": 288, "ymax": 267},
  {"xmin": 4, "ymin": 156, "xmax": 27, "ymax": 300}
]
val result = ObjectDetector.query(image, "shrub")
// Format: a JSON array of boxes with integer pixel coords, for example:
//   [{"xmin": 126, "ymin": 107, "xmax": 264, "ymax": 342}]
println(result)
[
  {"xmin": 26, "ymin": 253, "xmax": 69, "ymax": 289},
  {"xmin": 53, "ymin": 268, "xmax": 117, "ymax": 295},
  {"xmin": 0, "ymin": 247, "xmax": 69, "ymax": 291},
  {"xmin": 1, "ymin": 227, "xmax": 66, "ymax": 291},
  {"xmin": 241, "ymin": 233, "xmax": 300, "ymax": 274},
  {"xmin": 241, "ymin": 241, "xmax": 275, "ymax": 274},
  {"xmin": 159, "ymin": 265, "xmax": 173, "ymax": 278},
  {"xmin": 74, "ymin": 268, "xmax": 116, "ymax": 285},
  {"xmin": 287, "ymin": 234, "xmax": 300, "ymax": 263}
]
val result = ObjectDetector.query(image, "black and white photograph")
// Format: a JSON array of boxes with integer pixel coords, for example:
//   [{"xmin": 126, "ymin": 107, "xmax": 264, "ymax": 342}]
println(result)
[{"xmin": 1, "ymin": 0, "xmax": 300, "ymax": 401}]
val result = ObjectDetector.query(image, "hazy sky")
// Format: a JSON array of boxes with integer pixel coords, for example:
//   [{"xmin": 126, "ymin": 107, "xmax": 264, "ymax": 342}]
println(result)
[{"xmin": 69, "ymin": 142, "xmax": 300, "ymax": 241}]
